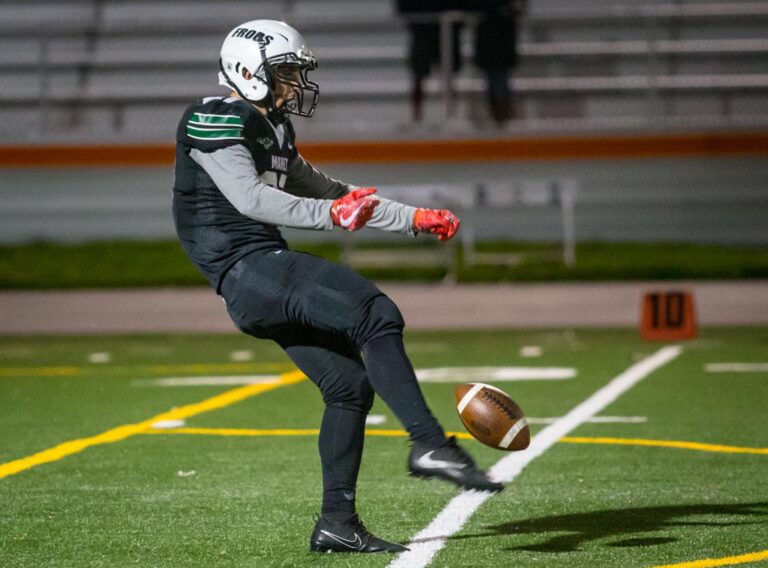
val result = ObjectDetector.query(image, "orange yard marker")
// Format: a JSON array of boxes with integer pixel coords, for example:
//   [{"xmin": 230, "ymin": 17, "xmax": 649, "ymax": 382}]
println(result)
[{"xmin": 641, "ymin": 291, "xmax": 697, "ymax": 341}]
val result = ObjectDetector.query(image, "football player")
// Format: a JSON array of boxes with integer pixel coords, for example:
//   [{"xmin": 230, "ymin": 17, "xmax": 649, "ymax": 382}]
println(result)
[{"xmin": 173, "ymin": 19, "xmax": 502, "ymax": 554}]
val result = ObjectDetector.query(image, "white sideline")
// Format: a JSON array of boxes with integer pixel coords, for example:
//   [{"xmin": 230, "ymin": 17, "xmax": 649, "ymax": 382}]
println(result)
[{"xmin": 388, "ymin": 345, "xmax": 682, "ymax": 568}]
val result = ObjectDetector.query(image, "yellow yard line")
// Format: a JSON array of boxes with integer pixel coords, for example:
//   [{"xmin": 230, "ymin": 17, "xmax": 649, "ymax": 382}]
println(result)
[
  {"xmin": 0, "ymin": 370, "xmax": 306, "ymax": 480},
  {"xmin": 0, "ymin": 366, "xmax": 82, "ymax": 377},
  {"xmin": 561, "ymin": 437, "xmax": 768, "ymax": 455},
  {"xmin": 365, "ymin": 429, "xmax": 412, "ymax": 438},
  {"xmin": 147, "ymin": 362, "xmax": 290, "ymax": 375},
  {"xmin": 651, "ymin": 548, "xmax": 768, "ymax": 568},
  {"xmin": 0, "ymin": 362, "xmax": 290, "ymax": 379},
  {"xmin": 145, "ymin": 429, "xmax": 767, "ymax": 456},
  {"xmin": 146, "ymin": 427, "xmax": 474, "ymax": 440}
]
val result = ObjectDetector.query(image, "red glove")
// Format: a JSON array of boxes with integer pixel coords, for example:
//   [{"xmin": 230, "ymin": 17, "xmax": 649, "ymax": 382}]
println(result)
[
  {"xmin": 413, "ymin": 208, "xmax": 460, "ymax": 241},
  {"xmin": 330, "ymin": 188, "xmax": 379, "ymax": 231}
]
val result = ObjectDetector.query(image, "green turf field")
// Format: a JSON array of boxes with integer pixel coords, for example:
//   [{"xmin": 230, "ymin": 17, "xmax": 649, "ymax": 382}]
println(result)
[{"xmin": 1, "ymin": 328, "xmax": 767, "ymax": 567}]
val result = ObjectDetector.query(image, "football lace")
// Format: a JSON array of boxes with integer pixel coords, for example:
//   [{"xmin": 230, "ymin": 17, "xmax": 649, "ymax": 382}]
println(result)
[{"xmin": 480, "ymin": 390, "xmax": 517, "ymax": 421}]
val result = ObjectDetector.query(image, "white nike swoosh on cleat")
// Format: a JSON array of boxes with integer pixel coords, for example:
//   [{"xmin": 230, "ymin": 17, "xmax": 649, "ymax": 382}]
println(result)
[
  {"xmin": 320, "ymin": 529, "xmax": 363, "ymax": 550},
  {"xmin": 416, "ymin": 450, "xmax": 467, "ymax": 471}
]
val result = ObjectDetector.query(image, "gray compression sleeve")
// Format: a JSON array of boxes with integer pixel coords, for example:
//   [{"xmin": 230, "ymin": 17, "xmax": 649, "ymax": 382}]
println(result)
[
  {"xmin": 190, "ymin": 146, "xmax": 333, "ymax": 230},
  {"xmin": 286, "ymin": 153, "xmax": 417, "ymax": 236},
  {"xmin": 367, "ymin": 197, "xmax": 418, "ymax": 236}
]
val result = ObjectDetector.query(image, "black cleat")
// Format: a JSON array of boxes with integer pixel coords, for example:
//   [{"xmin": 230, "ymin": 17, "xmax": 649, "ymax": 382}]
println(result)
[
  {"xmin": 309, "ymin": 514, "xmax": 409, "ymax": 554},
  {"xmin": 408, "ymin": 436, "xmax": 504, "ymax": 492}
]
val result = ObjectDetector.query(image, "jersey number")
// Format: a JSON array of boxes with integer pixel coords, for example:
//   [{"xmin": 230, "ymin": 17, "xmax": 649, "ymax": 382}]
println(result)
[{"xmin": 260, "ymin": 171, "xmax": 286, "ymax": 189}]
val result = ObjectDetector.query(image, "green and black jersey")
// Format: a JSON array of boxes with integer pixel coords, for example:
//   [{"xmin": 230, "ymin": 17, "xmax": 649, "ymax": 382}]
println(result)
[{"xmin": 173, "ymin": 96, "xmax": 417, "ymax": 292}]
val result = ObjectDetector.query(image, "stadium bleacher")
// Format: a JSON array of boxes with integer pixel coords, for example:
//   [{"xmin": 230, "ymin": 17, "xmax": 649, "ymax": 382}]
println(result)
[{"xmin": 1, "ymin": 0, "xmax": 767, "ymax": 143}]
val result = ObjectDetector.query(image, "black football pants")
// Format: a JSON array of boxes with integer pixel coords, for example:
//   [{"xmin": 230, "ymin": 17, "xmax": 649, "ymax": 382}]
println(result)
[{"xmin": 220, "ymin": 249, "xmax": 446, "ymax": 518}]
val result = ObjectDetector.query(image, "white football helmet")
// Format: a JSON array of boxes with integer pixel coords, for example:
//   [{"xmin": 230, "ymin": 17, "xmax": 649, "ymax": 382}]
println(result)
[{"xmin": 218, "ymin": 20, "xmax": 319, "ymax": 117}]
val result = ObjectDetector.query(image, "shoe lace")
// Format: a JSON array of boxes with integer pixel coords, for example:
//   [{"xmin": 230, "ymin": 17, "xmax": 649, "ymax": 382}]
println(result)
[
  {"xmin": 349, "ymin": 514, "xmax": 372, "ymax": 539},
  {"xmin": 441, "ymin": 436, "xmax": 476, "ymax": 468}
]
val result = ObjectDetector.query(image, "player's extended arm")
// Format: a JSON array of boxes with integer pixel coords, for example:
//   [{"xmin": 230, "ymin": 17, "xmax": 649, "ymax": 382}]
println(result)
[
  {"xmin": 191, "ymin": 146, "xmax": 382, "ymax": 232},
  {"xmin": 333, "ymin": 195, "xmax": 460, "ymax": 240},
  {"xmin": 282, "ymin": 154, "xmax": 459, "ymax": 238},
  {"xmin": 191, "ymin": 146, "xmax": 341, "ymax": 230},
  {"xmin": 286, "ymin": 154, "xmax": 418, "ymax": 235}
]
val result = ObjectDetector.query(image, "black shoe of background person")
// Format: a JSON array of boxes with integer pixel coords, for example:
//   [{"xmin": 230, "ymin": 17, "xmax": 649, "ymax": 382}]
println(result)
[
  {"xmin": 490, "ymin": 100, "xmax": 514, "ymax": 126},
  {"xmin": 309, "ymin": 514, "xmax": 409, "ymax": 553},
  {"xmin": 408, "ymin": 436, "xmax": 504, "ymax": 492}
]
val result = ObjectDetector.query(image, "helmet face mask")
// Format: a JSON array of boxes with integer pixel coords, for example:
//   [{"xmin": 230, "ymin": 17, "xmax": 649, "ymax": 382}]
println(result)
[
  {"xmin": 218, "ymin": 20, "xmax": 319, "ymax": 118},
  {"xmin": 272, "ymin": 61, "xmax": 319, "ymax": 117}
]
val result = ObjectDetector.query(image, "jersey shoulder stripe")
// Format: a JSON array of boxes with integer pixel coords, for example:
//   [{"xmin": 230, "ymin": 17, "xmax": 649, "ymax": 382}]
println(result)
[
  {"xmin": 186, "ymin": 111, "xmax": 245, "ymax": 140},
  {"xmin": 179, "ymin": 97, "xmax": 255, "ymax": 149},
  {"xmin": 188, "ymin": 113, "xmax": 245, "ymax": 127},
  {"xmin": 186, "ymin": 127, "xmax": 245, "ymax": 141}
]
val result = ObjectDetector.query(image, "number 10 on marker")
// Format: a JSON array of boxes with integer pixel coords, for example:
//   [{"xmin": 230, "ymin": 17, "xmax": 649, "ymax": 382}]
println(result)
[{"xmin": 641, "ymin": 291, "xmax": 697, "ymax": 340}]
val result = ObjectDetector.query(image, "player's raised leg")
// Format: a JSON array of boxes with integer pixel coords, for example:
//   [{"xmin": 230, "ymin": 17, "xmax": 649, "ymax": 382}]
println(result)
[
  {"xmin": 282, "ymin": 253, "xmax": 503, "ymax": 492},
  {"xmin": 360, "ymin": 331, "xmax": 503, "ymax": 493}
]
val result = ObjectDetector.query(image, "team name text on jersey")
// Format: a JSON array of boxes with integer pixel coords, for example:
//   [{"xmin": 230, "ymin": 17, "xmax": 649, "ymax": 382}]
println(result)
[{"xmin": 271, "ymin": 155, "xmax": 288, "ymax": 171}]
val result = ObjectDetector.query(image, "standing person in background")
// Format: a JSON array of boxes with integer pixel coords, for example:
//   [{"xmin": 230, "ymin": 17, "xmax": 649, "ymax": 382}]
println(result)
[
  {"xmin": 474, "ymin": 0, "xmax": 526, "ymax": 126},
  {"xmin": 173, "ymin": 19, "xmax": 503, "ymax": 555},
  {"xmin": 396, "ymin": 0, "xmax": 464, "ymax": 122}
]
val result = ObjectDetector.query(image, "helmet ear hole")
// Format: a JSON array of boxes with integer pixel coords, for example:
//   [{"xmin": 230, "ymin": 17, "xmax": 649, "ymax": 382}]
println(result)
[{"xmin": 241, "ymin": 67, "xmax": 252, "ymax": 80}]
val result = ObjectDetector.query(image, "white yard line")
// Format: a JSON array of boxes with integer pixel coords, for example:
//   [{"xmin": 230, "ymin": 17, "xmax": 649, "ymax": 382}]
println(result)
[
  {"xmin": 705, "ymin": 363, "xmax": 768, "ymax": 373},
  {"xmin": 389, "ymin": 345, "xmax": 682, "ymax": 568},
  {"xmin": 229, "ymin": 350, "xmax": 254, "ymax": 362},
  {"xmin": 365, "ymin": 414, "xmax": 387, "ymax": 425},
  {"xmin": 519, "ymin": 346, "xmax": 543, "ymax": 358},
  {"xmin": 415, "ymin": 367, "xmax": 576, "ymax": 382},
  {"xmin": 132, "ymin": 375, "xmax": 282, "ymax": 387},
  {"xmin": 87, "ymin": 352, "xmax": 111, "ymax": 363},
  {"xmin": 150, "ymin": 419, "xmax": 186, "ymax": 429},
  {"xmin": 526, "ymin": 415, "xmax": 648, "ymax": 424},
  {"xmin": 133, "ymin": 368, "xmax": 576, "ymax": 387}
]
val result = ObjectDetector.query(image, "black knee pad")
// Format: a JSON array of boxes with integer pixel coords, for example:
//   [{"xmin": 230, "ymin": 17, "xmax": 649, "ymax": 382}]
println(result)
[
  {"xmin": 356, "ymin": 295, "xmax": 405, "ymax": 346},
  {"xmin": 322, "ymin": 378, "xmax": 374, "ymax": 414}
]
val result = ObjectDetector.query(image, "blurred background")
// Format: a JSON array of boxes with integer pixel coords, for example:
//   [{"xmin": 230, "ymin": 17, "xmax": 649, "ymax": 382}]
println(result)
[{"xmin": 0, "ymin": 0, "xmax": 767, "ymax": 287}]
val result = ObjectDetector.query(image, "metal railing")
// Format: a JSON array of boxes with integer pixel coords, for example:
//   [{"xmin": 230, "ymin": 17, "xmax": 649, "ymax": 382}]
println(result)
[{"xmin": 350, "ymin": 180, "xmax": 578, "ymax": 276}]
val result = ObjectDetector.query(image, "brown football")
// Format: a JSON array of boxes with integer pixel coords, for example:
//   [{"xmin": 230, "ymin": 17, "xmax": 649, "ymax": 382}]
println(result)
[{"xmin": 455, "ymin": 383, "xmax": 530, "ymax": 451}]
